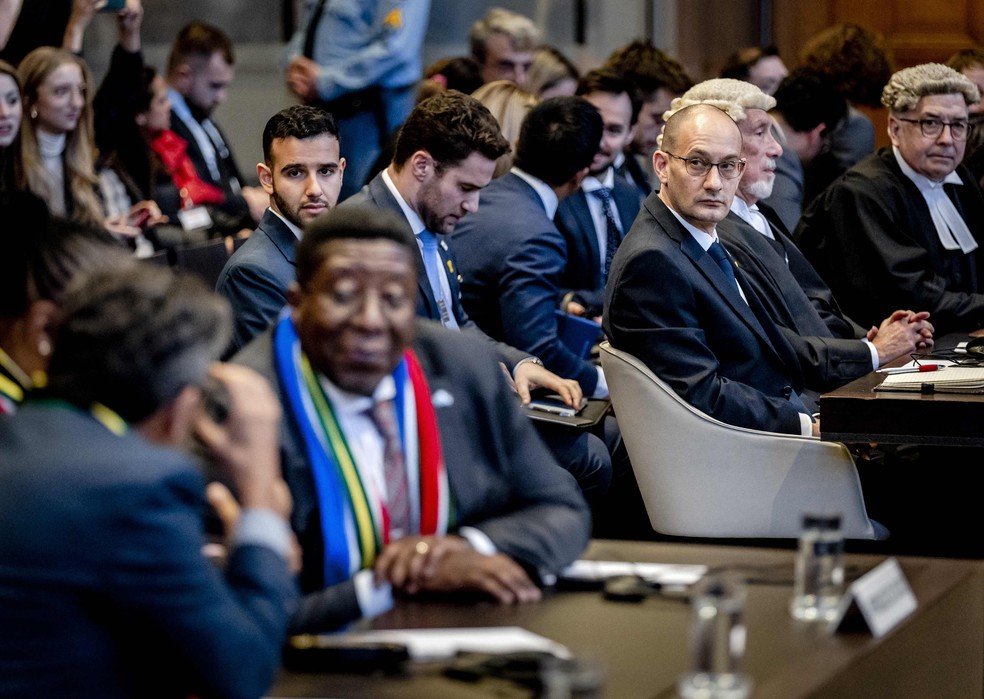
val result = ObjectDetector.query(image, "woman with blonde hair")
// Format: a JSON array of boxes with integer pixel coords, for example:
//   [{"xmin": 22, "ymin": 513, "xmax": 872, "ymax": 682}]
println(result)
[
  {"xmin": 18, "ymin": 46, "xmax": 103, "ymax": 227},
  {"xmin": 471, "ymin": 80, "xmax": 539, "ymax": 177}
]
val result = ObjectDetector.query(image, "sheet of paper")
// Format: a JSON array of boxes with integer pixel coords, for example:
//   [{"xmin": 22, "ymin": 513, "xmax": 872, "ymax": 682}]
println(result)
[
  {"xmin": 561, "ymin": 559, "xmax": 706, "ymax": 586},
  {"xmin": 337, "ymin": 626, "xmax": 570, "ymax": 661}
]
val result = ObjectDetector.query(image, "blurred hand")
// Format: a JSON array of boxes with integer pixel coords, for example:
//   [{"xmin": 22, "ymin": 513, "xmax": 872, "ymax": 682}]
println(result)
[
  {"xmin": 373, "ymin": 534, "xmax": 471, "ymax": 589},
  {"xmin": 286, "ymin": 57, "xmax": 320, "ymax": 101},
  {"xmin": 194, "ymin": 363, "xmax": 286, "ymax": 515},
  {"xmin": 117, "ymin": 0, "xmax": 143, "ymax": 52},
  {"xmin": 414, "ymin": 549, "xmax": 541, "ymax": 604},
  {"xmin": 63, "ymin": 0, "xmax": 107, "ymax": 52},
  {"xmin": 206, "ymin": 481, "xmax": 301, "ymax": 573}
]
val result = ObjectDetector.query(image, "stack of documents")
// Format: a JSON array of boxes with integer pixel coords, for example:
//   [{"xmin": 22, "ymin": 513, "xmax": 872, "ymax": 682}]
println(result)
[{"xmin": 876, "ymin": 366, "xmax": 984, "ymax": 393}]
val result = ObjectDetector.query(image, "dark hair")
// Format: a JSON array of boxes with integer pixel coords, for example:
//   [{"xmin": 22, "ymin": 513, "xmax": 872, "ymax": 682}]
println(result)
[
  {"xmin": 262, "ymin": 105, "xmax": 340, "ymax": 163},
  {"xmin": 605, "ymin": 40, "xmax": 693, "ymax": 101},
  {"xmin": 0, "ymin": 191, "xmax": 118, "ymax": 318},
  {"xmin": 773, "ymin": 68, "xmax": 848, "ymax": 134},
  {"xmin": 947, "ymin": 48, "xmax": 984, "ymax": 74},
  {"xmin": 423, "ymin": 55, "xmax": 484, "ymax": 95},
  {"xmin": 297, "ymin": 205, "xmax": 417, "ymax": 288},
  {"xmin": 799, "ymin": 24, "xmax": 892, "ymax": 107},
  {"xmin": 720, "ymin": 45, "xmax": 781, "ymax": 82},
  {"xmin": 576, "ymin": 67, "xmax": 642, "ymax": 125},
  {"xmin": 46, "ymin": 263, "xmax": 232, "ymax": 423},
  {"xmin": 513, "ymin": 96, "xmax": 603, "ymax": 186},
  {"xmin": 167, "ymin": 21, "xmax": 235, "ymax": 76},
  {"xmin": 94, "ymin": 65, "xmax": 159, "ymax": 196},
  {"xmin": 393, "ymin": 90, "xmax": 509, "ymax": 171}
]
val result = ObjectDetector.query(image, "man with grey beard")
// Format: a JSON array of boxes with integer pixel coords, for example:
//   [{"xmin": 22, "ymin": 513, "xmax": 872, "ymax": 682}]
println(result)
[{"xmin": 668, "ymin": 79, "xmax": 933, "ymax": 396}]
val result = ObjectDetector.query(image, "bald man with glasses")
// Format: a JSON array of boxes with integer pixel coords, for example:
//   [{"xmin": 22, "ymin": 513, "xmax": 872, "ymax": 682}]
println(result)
[
  {"xmin": 797, "ymin": 63, "xmax": 984, "ymax": 334},
  {"xmin": 604, "ymin": 103, "xmax": 817, "ymax": 436}
]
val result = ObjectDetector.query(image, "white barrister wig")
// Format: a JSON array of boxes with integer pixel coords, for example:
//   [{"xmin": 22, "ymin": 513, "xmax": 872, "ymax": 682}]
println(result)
[
  {"xmin": 658, "ymin": 78, "xmax": 776, "ymax": 149},
  {"xmin": 881, "ymin": 63, "xmax": 980, "ymax": 113}
]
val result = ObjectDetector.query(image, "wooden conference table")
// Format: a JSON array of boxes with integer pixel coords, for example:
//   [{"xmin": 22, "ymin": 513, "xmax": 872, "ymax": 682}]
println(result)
[
  {"xmin": 269, "ymin": 540, "xmax": 984, "ymax": 698},
  {"xmin": 819, "ymin": 332, "xmax": 984, "ymax": 446}
]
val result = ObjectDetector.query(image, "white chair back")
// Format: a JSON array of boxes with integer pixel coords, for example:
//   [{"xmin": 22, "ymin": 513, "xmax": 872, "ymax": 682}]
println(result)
[{"xmin": 600, "ymin": 342, "xmax": 880, "ymax": 539}]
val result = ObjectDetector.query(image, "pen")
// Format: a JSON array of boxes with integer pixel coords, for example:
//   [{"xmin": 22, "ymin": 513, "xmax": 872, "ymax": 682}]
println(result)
[{"xmin": 879, "ymin": 365, "xmax": 946, "ymax": 375}]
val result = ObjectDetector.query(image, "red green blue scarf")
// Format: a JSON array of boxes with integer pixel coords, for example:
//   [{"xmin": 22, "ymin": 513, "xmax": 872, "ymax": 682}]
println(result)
[{"xmin": 272, "ymin": 314, "xmax": 450, "ymax": 586}]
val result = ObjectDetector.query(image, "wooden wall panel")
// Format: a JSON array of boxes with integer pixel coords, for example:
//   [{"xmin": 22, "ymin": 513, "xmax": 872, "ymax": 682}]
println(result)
[{"xmin": 770, "ymin": 0, "xmax": 984, "ymax": 149}]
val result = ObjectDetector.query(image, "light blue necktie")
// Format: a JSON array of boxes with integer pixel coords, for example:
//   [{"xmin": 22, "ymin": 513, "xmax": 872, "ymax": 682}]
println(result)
[{"xmin": 418, "ymin": 230, "xmax": 458, "ymax": 329}]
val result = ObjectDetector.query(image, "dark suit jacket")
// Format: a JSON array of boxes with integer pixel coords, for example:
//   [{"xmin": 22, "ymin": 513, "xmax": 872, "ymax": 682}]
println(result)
[
  {"xmin": 235, "ymin": 320, "xmax": 591, "ymax": 632},
  {"xmin": 604, "ymin": 193, "xmax": 808, "ymax": 435},
  {"xmin": 341, "ymin": 172, "xmax": 527, "ymax": 367},
  {"xmin": 451, "ymin": 173, "xmax": 600, "ymax": 394},
  {"xmin": 717, "ymin": 210, "xmax": 872, "ymax": 392},
  {"xmin": 555, "ymin": 173, "xmax": 642, "ymax": 314},
  {"xmin": 216, "ymin": 209, "xmax": 297, "ymax": 353},
  {"xmin": 796, "ymin": 148, "xmax": 984, "ymax": 333},
  {"xmin": 169, "ymin": 108, "xmax": 252, "ymax": 233},
  {"xmin": 0, "ymin": 403, "xmax": 296, "ymax": 698}
]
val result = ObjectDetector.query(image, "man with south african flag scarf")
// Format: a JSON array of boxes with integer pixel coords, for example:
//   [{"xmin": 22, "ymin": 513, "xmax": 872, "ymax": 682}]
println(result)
[{"xmin": 236, "ymin": 205, "xmax": 590, "ymax": 632}]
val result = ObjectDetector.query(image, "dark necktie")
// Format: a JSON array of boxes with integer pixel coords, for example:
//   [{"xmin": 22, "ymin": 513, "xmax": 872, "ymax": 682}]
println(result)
[
  {"xmin": 709, "ymin": 241, "xmax": 809, "ymax": 418},
  {"xmin": 302, "ymin": 0, "xmax": 327, "ymax": 59},
  {"xmin": 707, "ymin": 240, "xmax": 740, "ymax": 292},
  {"xmin": 368, "ymin": 399, "xmax": 411, "ymax": 537},
  {"xmin": 418, "ymin": 230, "xmax": 458, "ymax": 329},
  {"xmin": 591, "ymin": 187, "xmax": 622, "ymax": 284}
]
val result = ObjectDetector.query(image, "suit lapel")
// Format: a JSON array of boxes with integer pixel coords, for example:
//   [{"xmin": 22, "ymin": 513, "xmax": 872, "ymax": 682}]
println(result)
[
  {"xmin": 651, "ymin": 197, "xmax": 797, "ymax": 374},
  {"xmin": 259, "ymin": 210, "xmax": 299, "ymax": 265},
  {"xmin": 612, "ymin": 175, "xmax": 642, "ymax": 233},
  {"xmin": 366, "ymin": 175, "xmax": 442, "ymax": 321},
  {"xmin": 570, "ymin": 190, "xmax": 602, "ymax": 283}
]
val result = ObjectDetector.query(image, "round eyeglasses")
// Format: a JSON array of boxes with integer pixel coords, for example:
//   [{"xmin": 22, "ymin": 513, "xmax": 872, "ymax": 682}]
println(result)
[
  {"xmin": 898, "ymin": 118, "xmax": 973, "ymax": 141},
  {"xmin": 663, "ymin": 152, "xmax": 747, "ymax": 179}
]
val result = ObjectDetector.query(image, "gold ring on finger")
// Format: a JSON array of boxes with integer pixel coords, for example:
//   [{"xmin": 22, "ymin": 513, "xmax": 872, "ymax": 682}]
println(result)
[{"xmin": 415, "ymin": 541, "xmax": 430, "ymax": 555}]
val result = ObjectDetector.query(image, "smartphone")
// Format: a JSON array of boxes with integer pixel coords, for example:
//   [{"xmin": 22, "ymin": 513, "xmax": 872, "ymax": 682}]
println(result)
[
  {"xmin": 99, "ymin": 0, "xmax": 126, "ymax": 12},
  {"xmin": 526, "ymin": 395, "xmax": 588, "ymax": 418},
  {"xmin": 127, "ymin": 207, "xmax": 152, "ymax": 230}
]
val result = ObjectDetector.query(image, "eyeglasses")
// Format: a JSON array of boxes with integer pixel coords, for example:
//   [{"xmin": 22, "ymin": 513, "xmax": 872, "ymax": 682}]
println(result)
[
  {"xmin": 663, "ymin": 152, "xmax": 746, "ymax": 179},
  {"xmin": 897, "ymin": 118, "xmax": 973, "ymax": 141}
]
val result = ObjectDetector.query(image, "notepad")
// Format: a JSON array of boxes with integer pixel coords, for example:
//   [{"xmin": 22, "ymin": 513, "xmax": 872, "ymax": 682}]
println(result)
[{"xmin": 876, "ymin": 365, "xmax": 984, "ymax": 393}]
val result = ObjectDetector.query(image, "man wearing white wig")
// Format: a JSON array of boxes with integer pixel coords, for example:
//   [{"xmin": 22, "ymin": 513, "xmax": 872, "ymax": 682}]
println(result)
[
  {"xmin": 665, "ymin": 79, "xmax": 933, "ymax": 396},
  {"xmin": 796, "ymin": 64, "xmax": 984, "ymax": 334}
]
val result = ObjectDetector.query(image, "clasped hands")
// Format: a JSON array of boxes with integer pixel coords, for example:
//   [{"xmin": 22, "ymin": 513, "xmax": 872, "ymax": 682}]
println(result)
[{"xmin": 372, "ymin": 535, "xmax": 541, "ymax": 605}]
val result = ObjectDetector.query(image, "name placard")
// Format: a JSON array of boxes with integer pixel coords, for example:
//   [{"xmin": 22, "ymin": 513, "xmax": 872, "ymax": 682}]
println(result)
[{"xmin": 832, "ymin": 558, "xmax": 917, "ymax": 637}]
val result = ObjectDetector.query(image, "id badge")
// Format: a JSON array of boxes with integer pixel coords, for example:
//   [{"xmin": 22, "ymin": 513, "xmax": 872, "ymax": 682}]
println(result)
[{"xmin": 177, "ymin": 206, "xmax": 213, "ymax": 231}]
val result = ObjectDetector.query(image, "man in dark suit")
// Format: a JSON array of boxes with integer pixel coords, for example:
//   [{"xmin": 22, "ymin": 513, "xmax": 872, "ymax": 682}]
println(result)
[
  {"xmin": 452, "ymin": 96, "xmax": 607, "ymax": 397},
  {"xmin": 235, "ymin": 206, "xmax": 590, "ymax": 631},
  {"xmin": 341, "ymin": 92, "xmax": 594, "ymax": 403},
  {"xmin": 0, "ymin": 262, "xmax": 297, "ymax": 697},
  {"xmin": 217, "ymin": 105, "xmax": 345, "ymax": 353},
  {"xmin": 556, "ymin": 69, "xmax": 642, "ymax": 318},
  {"xmin": 672, "ymin": 79, "xmax": 933, "ymax": 395},
  {"xmin": 341, "ymin": 91, "xmax": 612, "ymax": 500},
  {"xmin": 605, "ymin": 103, "xmax": 815, "ymax": 436},
  {"xmin": 165, "ymin": 21, "xmax": 269, "ymax": 234}
]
